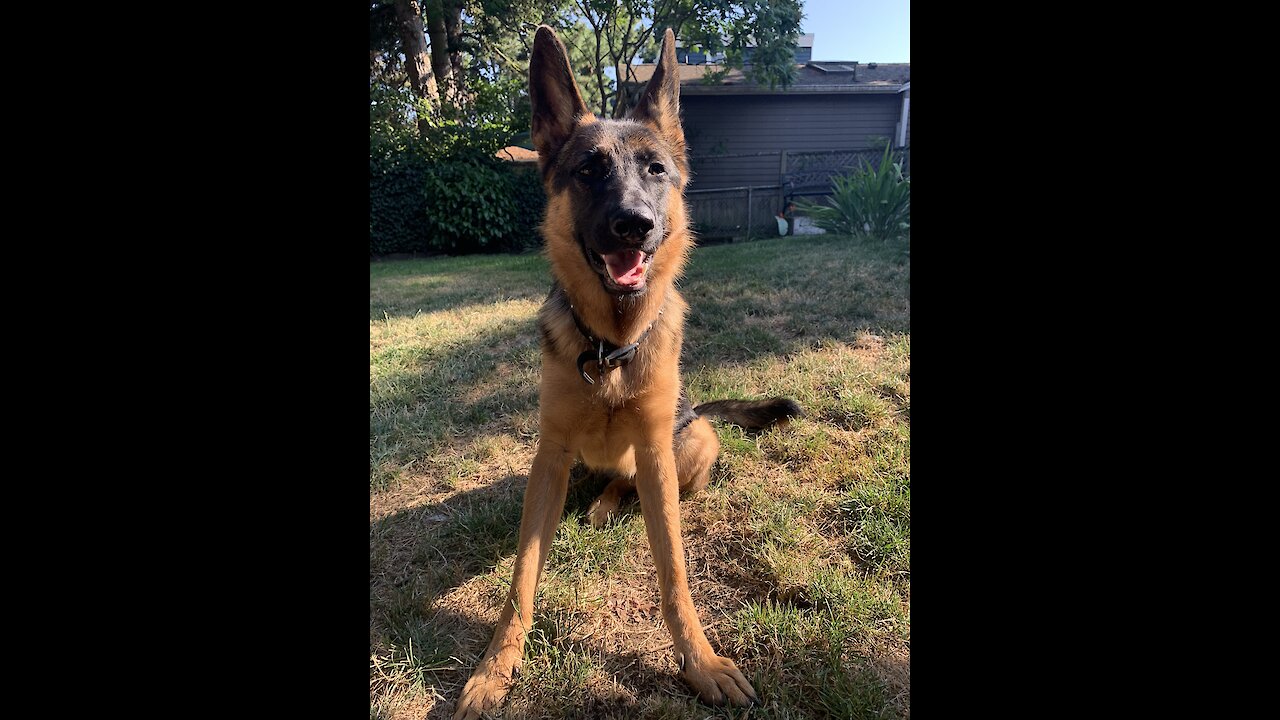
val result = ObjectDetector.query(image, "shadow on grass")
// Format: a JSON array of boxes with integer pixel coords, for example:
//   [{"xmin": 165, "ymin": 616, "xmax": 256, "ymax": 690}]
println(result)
[
  {"xmin": 371, "ymin": 466, "xmax": 611, "ymax": 609},
  {"xmin": 371, "ymin": 234, "xmax": 909, "ymax": 491},
  {"xmin": 370, "ymin": 467, "xmax": 701, "ymax": 719},
  {"xmin": 371, "ymin": 236, "xmax": 907, "ymax": 447},
  {"xmin": 370, "ymin": 234, "xmax": 910, "ymax": 717},
  {"xmin": 370, "ymin": 315, "xmax": 542, "ymax": 491},
  {"xmin": 369, "ymin": 255, "xmax": 550, "ymax": 321},
  {"xmin": 371, "ymin": 464, "xmax": 902, "ymax": 719},
  {"xmin": 371, "ymin": 608, "xmax": 695, "ymax": 720},
  {"xmin": 679, "ymin": 235, "xmax": 910, "ymax": 367}
]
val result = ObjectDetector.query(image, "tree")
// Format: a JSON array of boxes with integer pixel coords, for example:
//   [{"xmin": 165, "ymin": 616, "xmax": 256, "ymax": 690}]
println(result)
[
  {"xmin": 716, "ymin": 0, "xmax": 804, "ymax": 90},
  {"xmin": 565, "ymin": 0, "xmax": 804, "ymax": 119},
  {"xmin": 371, "ymin": 0, "xmax": 803, "ymax": 140},
  {"xmin": 372, "ymin": 0, "xmax": 580, "ymax": 140}
]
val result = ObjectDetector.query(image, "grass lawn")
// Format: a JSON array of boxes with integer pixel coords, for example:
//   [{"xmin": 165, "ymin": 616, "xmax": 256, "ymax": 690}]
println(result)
[{"xmin": 370, "ymin": 233, "xmax": 911, "ymax": 719}]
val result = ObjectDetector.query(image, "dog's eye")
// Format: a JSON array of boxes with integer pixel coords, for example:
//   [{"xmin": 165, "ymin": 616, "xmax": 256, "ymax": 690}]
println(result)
[
  {"xmin": 578, "ymin": 165, "xmax": 596, "ymax": 178},
  {"xmin": 649, "ymin": 162, "xmax": 666, "ymax": 175}
]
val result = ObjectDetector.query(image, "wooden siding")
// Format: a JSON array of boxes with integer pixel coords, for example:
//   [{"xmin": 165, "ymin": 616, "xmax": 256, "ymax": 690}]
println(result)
[
  {"xmin": 682, "ymin": 93, "xmax": 901, "ymax": 190},
  {"xmin": 686, "ymin": 154, "xmax": 780, "ymax": 190},
  {"xmin": 688, "ymin": 187, "xmax": 786, "ymax": 237}
]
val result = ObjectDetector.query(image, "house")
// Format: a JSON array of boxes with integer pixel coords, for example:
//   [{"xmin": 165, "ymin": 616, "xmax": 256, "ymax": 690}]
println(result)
[
  {"xmin": 625, "ymin": 39, "xmax": 909, "ymax": 236},
  {"xmin": 626, "ymin": 58, "xmax": 909, "ymax": 191},
  {"xmin": 495, "ymin": 145, "xmax": 538, "ymax": 163}
]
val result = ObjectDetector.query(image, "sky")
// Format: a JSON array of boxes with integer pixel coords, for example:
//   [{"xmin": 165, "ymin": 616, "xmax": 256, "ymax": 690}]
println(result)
[
  {"xmin": 801, "ymin": 0, "xmax": 910, "ymax": 63},
  {"xmin": 602, "ymin": 0, "xmax": 909, "ymax": 80}
]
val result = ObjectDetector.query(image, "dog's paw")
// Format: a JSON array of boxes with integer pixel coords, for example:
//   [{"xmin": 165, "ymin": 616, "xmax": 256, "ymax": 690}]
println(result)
[
  {"xmin": 587, "ymin": 495, "xmax": 619, "ymax": 529},
  {"xmin": 681, "ymin": 653, "xmax": 758, "ymax": 707},
  {"xmin": 452, "ymin": 658, "xmax": 516, "ymax": 720}
]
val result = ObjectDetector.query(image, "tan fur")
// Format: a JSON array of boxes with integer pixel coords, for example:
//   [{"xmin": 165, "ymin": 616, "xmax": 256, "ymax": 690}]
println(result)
[{"xmin": 452, "ymin": 26, "xmax": 757, "ymax": 720}]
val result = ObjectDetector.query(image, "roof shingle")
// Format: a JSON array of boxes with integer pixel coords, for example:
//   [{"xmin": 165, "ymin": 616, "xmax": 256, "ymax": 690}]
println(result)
[{"xmin": 623, "ymin": 61, "xmax": 908, "ymax": 94}]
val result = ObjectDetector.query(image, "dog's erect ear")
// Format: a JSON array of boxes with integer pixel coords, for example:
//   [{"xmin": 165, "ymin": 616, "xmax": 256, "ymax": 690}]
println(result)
[
  {"xmin": 529, "ymin": 25, "xmax": 591, "ymax": 170},
  {"xmin": 631, "ymin": 28, "xmax": 686, "ymax": 169}
]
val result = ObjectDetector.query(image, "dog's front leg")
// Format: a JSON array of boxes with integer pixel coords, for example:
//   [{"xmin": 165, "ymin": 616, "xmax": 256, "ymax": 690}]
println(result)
[
  {"xmin": 634, "ymin": 441, "xmax": 759, "ymax": 707},
  {"xmin": 453, "ymin": 442, "xmax": 573, "ymax": 720}
]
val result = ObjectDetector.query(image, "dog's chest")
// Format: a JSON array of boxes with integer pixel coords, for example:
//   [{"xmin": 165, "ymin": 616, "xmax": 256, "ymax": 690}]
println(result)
[
  {"xmin": 574, "ymin": 402, "xmax": 634, "ymax": 466},
  {"xmin": 590, "ymin": 359, "xmax": 645, "ymax": 406}
]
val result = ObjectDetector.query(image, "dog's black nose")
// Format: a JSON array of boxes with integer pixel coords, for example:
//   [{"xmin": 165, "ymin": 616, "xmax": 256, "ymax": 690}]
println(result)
[{"xmin": 610, "ymin": 208, "xmax": 654, "ymax": 240}]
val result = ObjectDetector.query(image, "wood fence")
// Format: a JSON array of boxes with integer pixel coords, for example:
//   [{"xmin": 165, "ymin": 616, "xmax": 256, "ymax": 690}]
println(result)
[{"xmin": 685, "ymin": 146, "xmax": 910, "ymax": 240}]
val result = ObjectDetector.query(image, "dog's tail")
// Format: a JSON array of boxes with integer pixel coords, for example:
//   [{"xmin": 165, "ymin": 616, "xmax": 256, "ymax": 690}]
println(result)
[{"xmin": 694, "ymin": 398, "xmax": 804, "ymax": 430}]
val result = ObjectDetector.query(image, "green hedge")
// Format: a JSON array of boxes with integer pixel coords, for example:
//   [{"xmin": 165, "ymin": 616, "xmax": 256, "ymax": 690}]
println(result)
[{"xmin": 370, "ymin": 145, "xmax": 545, "ymax": 256}]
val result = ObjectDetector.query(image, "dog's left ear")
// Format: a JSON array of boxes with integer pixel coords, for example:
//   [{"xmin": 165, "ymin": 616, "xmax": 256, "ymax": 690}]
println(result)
[{"xmin": 631, "ymin": 28, "xmax": 687, "ymax": 174}]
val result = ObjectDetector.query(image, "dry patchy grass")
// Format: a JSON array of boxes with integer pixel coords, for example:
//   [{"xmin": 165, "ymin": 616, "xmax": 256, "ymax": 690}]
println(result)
[{"xmin": 370, "ymin": 234, "xmax": 910, "ymax": 719}]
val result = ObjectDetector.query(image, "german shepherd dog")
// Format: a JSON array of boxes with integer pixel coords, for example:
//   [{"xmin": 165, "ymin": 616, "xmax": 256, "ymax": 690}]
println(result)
[{"xmin": 453, "ymin": 25, "xmax": 802, "ymax": 719}]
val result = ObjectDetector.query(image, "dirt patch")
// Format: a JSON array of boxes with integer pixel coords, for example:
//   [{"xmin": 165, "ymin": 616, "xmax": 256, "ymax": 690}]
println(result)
[{"xmin": 870, "ymin": 644, "xmax": 911, "ymax": 717}]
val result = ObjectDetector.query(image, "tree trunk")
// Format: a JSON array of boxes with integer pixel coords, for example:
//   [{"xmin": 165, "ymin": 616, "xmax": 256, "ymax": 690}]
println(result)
[
  {"xmin": 423, "ymin": 0, "xmax": 454, "ymax": 104},
  {"xmin": 445, "ymin": 0, "xmax": 467, "ymax": 101},
  {"xmin": 593, "ymin": 19, "xmax": 608, "ymax": 117},
  {"xmin": 393, "ymin": 0, "xmax": 437, "ymax": 102}
]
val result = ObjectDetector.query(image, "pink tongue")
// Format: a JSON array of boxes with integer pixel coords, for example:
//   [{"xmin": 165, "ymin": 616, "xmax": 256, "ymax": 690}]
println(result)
[{"xmin": 602, "ymin": 249, "xmax": 647, "ymax": 285}]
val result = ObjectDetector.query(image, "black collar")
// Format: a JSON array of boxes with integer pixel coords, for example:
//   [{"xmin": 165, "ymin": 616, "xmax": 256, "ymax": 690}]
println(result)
[{"xmin": 562, "ymin": 289, "xmax": 664, "ymax": 385}]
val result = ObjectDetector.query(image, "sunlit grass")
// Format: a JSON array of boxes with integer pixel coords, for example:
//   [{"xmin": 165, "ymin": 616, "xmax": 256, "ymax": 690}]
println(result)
[{"xmin": 370, "ymin": 233, "xmax": 910, "ymax": 718}]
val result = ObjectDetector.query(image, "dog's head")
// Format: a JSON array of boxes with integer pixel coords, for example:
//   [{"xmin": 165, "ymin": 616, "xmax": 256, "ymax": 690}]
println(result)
[{"xmin": 529, "ymin": 25, "xmax": 688, "ymax": 296}]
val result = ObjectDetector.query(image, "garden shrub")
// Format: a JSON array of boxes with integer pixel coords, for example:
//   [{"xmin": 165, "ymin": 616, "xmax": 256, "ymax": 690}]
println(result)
[
  {"xmin": 798, "ymin": 144, "xmax": 910, "ymax": 241},
  {"xmin": 418, "ymin": 155, "xmax": 543, "ymax": 254},
  {"xmin": 370, "ymin": 98, "xmax": 546, "ymax": 256},
  {"xmin": 370, "ymin": 146, "xmax": 431, "ymax": 255}
]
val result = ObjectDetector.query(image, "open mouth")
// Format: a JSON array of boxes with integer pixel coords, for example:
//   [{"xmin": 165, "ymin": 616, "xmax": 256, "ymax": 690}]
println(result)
[{"xmin": 589, "ymin": 248, "xmax": 654, "ymax": 292}]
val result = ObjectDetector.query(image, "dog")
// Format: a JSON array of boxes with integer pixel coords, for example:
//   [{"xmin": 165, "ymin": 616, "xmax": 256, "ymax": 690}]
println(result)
[{"xmin": 452, "ymin": 25, "xmax": 802, "ymax": 719}]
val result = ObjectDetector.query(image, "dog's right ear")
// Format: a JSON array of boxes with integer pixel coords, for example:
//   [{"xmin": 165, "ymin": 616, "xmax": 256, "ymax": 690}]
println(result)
[{"xmin": 529, "ymin": 26, "xmax": 591, "ymax": 171}]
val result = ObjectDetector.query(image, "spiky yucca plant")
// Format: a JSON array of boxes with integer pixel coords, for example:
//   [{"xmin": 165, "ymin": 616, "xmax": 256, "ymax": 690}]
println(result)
[{"xmin": 798, "ymin": 144, "xmax": 910, "ymax": 240}]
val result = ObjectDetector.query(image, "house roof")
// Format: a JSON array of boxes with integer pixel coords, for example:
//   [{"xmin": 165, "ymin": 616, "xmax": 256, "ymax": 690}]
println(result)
[
  {"xmin": 624, "ymin": 61, "xmax": 908, "ymax": 95},
  {"xmin": 496, "ymin": 145, "xmax": 538, "ymax": 162},
  {"xmin": 675, "ymin": 33, "xmax": 814, "ymax": 49}
]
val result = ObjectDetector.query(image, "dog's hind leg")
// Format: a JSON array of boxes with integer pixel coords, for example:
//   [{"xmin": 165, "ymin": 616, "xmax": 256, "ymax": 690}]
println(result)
[
  {"xmin": 453, "ymin": 442, "xmax": 573, "ymax": 720},
  {"xmin": 675, "ymin": 416, "xmax": 720, "ymax": 495},
  {"xmin": 587, "ymin": 472, "xmax": 635, "ymax": 528},
  {"xmin": 588, "ymin": 415, "xmax": 720, "ymax": 527},
  {"xmin": 592, "ymin": 414, "xmax": 722, "ymax": 527}
]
